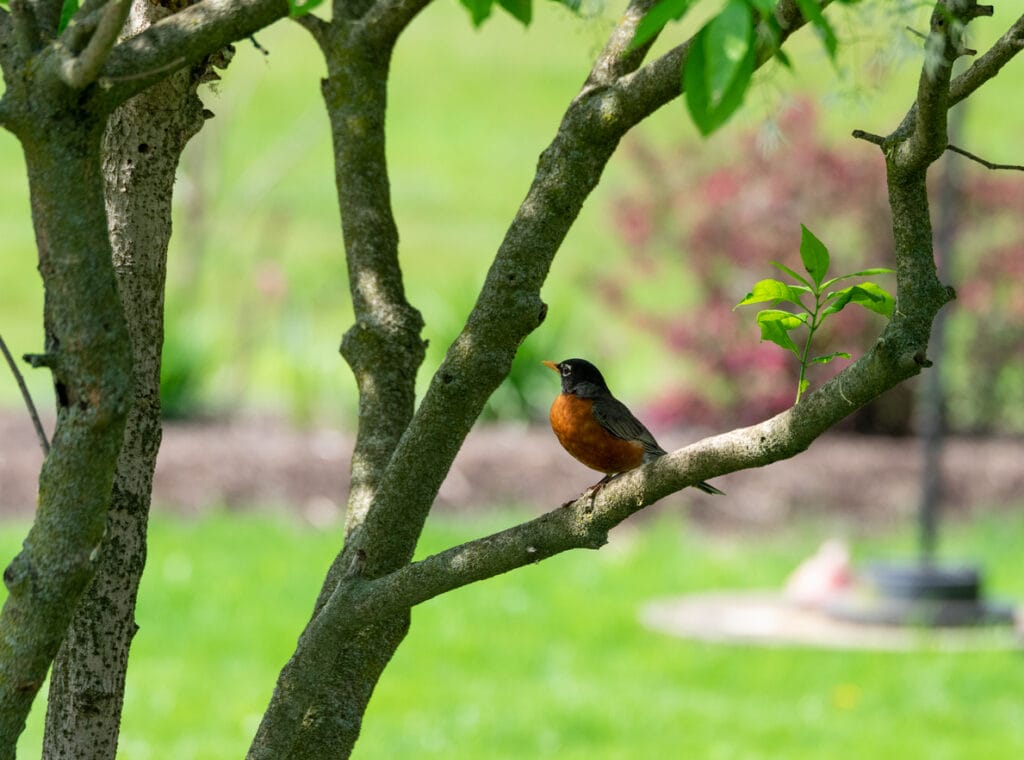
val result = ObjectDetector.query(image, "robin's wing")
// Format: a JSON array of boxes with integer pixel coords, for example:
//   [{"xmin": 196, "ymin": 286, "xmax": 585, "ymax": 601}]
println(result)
[{"xmin": 591, "ymin": 396, "xmax": 667, "ymax": 457}]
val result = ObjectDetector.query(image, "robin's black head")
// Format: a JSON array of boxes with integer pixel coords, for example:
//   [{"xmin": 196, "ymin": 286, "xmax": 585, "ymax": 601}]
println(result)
[{"xmin": 542, "ymin": 358, "xmax": 611, "ymax": 397}]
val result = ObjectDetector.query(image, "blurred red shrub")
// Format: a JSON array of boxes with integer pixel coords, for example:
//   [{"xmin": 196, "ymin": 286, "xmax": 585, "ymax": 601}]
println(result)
[{"xmin": 605, "ymin": 100, "xmax": 1024, "ymax": 435}]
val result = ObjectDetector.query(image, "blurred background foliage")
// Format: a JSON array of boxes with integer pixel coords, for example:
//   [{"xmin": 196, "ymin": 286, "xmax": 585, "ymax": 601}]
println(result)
[
  {"xmin": 606, "ymin": 99, "xmax": 1024, "ymax": 435},
  {"xmin": 1, "ymin": 0, "xmax": 1021, "ymax": 433}
]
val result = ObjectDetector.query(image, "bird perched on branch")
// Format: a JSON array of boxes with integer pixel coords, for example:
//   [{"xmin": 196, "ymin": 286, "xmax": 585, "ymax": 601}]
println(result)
[{"xmin": 543, "ymin": 358, "xmax": 724, "ymax": 499}]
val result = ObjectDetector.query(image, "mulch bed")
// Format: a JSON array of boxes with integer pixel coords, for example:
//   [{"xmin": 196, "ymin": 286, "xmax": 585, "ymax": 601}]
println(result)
[{"xmin": 1, "ymin": 411, "xmax": 1022, "ymax": 529}]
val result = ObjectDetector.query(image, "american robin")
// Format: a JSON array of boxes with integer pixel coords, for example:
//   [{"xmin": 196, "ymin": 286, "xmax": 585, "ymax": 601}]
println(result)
[{"xmin": 543, "ymin": 358, "xmax": 724, "ymax": 497}]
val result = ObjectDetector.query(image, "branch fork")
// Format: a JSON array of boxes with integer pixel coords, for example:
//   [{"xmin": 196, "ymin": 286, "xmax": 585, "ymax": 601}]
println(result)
[{"xmin": 58, "ymin": 0, "xmax": 132, "ymax": 89}]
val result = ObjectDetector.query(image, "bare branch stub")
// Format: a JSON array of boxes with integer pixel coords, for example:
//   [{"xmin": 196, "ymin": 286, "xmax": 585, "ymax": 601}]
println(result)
[{"xmin": 852, "ymin": 129, "xmax": 886, "ymax": 147}]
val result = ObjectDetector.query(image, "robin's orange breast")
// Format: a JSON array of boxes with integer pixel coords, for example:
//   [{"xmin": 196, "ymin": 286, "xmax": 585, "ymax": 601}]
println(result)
[{"xmin": 549, "ymin": 393, "xmax": 646, "ymax": 475}]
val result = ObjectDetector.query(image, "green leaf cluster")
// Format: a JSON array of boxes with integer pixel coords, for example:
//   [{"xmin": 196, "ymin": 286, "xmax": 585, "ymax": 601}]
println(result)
[
  {"xmin": 632, "ymin": 0, "xmax": 860, "ymax": 136},
  {"xmin": 735, "ymin": 224, "xmax": 894, "ymax": 404}
]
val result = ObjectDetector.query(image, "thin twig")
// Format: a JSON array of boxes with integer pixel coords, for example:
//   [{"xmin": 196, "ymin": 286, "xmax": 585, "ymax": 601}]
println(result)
[
  {"xmin": 945, "ymin": 143, "xmax": 1024, "ymax": 171},
  {"xmin": 0, "ymin": 333, "xmax": 50, "ymax": 456},
  {"xmin": 905, "ymin": 25, "xmax": 927, "ymax": 42},
  {"xmin": 60, "ymin": 0, "xmax": 132, "ymax": 89}
]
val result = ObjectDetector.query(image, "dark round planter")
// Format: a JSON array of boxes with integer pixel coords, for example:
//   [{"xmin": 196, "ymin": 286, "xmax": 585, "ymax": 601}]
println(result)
[
  {"xmin": 864, "ymin": 562, "xmax": 980, "ymax": 602},
  {"xmin": 826, "ymin": 561, "xmax": 1015, "ymax": 628}
]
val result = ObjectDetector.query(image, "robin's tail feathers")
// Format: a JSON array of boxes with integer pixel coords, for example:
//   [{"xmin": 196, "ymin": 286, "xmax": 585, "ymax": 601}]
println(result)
[{"xmin": 695, "ymin": 481, "xmax": 725, "ymax": 496}]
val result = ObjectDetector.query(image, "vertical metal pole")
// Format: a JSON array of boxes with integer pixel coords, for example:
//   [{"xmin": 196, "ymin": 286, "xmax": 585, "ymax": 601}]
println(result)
[{"xmin": 917, "ymin": 99, "xmax": 965, "ymax": 563}]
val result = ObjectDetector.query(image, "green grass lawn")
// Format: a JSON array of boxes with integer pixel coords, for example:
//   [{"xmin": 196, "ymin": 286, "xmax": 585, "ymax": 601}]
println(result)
[{"xmin": 3, "ymin": 507, "xmax": 1022, "ymax": 758}]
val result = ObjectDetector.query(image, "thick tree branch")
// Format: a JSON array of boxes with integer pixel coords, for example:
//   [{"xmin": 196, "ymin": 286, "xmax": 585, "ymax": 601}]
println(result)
[
  {"xmin": 893, "ymin": 8, "xmax": 1023, "ymax": 168},
  {"xmin": 584, "ymin": 0, "xmax": 662, "ymax": 88},
  {"xmin": 96, "ymin": 0, "xmax": 289, "ymax": 107},
  {"xmin": 8, "ymin": 0, "xmax": 41, "ymax": 54},
  {"xmin": 248, "ymin": 3, "xmax": 435, "ymax": 755},
  {"xmin": 305, "ymin": 3, "xmax": 431, "ymax": 559},
  {"xmin": 361, "ymin": 0, "xmax": 436, "ymax": 46},
  {"xmin": 899, "ymin": 1, "xmax": 974, "ymax": 173},
  {"xmin": 949, "ymin": 10, "xmax": 1024, "ymax": 105},
  {"xmin": 31, "ymin": 0, "xmax": 64, "ymax": 41},
  {"xmin": 59, "ymin": 0, "xmax": 119, "ymax": 58}
]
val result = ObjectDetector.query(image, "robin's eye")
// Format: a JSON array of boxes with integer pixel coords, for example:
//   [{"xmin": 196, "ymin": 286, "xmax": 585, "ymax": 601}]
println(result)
[{"xmin": 561, "ymin": 365, "xmax": 571, "ymax": 376}]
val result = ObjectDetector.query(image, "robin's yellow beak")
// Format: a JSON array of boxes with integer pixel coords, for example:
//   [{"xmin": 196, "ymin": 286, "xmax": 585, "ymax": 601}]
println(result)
[{"xmin": 542, "ymin": 360, "xmax": 559, "ymax": 373}]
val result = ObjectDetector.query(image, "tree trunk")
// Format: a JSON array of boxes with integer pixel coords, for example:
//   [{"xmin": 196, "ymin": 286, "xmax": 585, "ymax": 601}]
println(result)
[
  {"xmin": 0, "ymin": 112, "xmax": 132, "ymax": 755},
  {"xmin": 41, "ymin": 5, "xmax": 213, "ymax": 756},
  {"xmin": 249, "ymin": 15, "xmax": 428, "ymax": 757},
  {"xmin": 0, "ymin": 0, "xmax": 290, "ymax": 751}
]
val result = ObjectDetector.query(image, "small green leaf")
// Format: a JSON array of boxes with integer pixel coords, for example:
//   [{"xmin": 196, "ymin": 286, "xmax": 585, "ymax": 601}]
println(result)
[
  {"xmin": 685, "ymin": 2, "xmax": 757, "ymax": 136},
  {"xmin": 821, "ymin": 267, "xmax": 895, "ymax": 289},
  {"xmin": 632, "ymin": 0, "xmax": 696, "ymax": 51},
  {"xmin": 288, "ymin": 0, "xmax": 325, "ymax": 17},
  {"xmin": 757, "ymin": 309, "xmax": 807, "ymax": 329},
  {"xmin": 58, "ymin": 0, "xmax": 79, "ymax": 32},
  {"xmin": 845, "ymin": 267, "xmax": 896, "ymax": 277},
  {"xmin": 798, "ymin": 224, "xmax": 830, "ymax": 287},
  {"xmin": 735, "ymin": 278, "xmax": 807, "ymax": 309},
  {"xmin": 497, "ymin": 0, "xmax": 531, "ymax": 25},
  {"xmin": 822, "ymin": 282, "xmax": 894, "ymax": 318},
  {"xmin": 755, "ymin": 309, "xmax": 806, "ymax": 356},
  {"xmin": 769, "ymin": 260, "xmax": 813, "ymax": 288},
  {"xmin": 460, "ymin": 0, "xmax": 495, "ymax": 26},
  {"xmin": 706, "ymin": 1, "xmax": 753, "ymax": 105},
  {"xmin": 810, "ymin": 351, "xmax": 851, "ymax": 365},
  {"xmin": 848, "ymin": 282, "xmax": 895, "ymax": 317}
]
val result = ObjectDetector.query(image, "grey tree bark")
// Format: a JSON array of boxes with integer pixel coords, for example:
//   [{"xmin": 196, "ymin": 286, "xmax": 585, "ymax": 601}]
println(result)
[
  {"xmin": 0, "ymin": 0, "xmax": 289, "ymax": 752},
  {"xmin": 0, "ymin": 39, "xmax": 134, "ymax": 757},
  {"xmin": 40, "ymin": 3, "xmax": 227, "ymax": 756}
]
